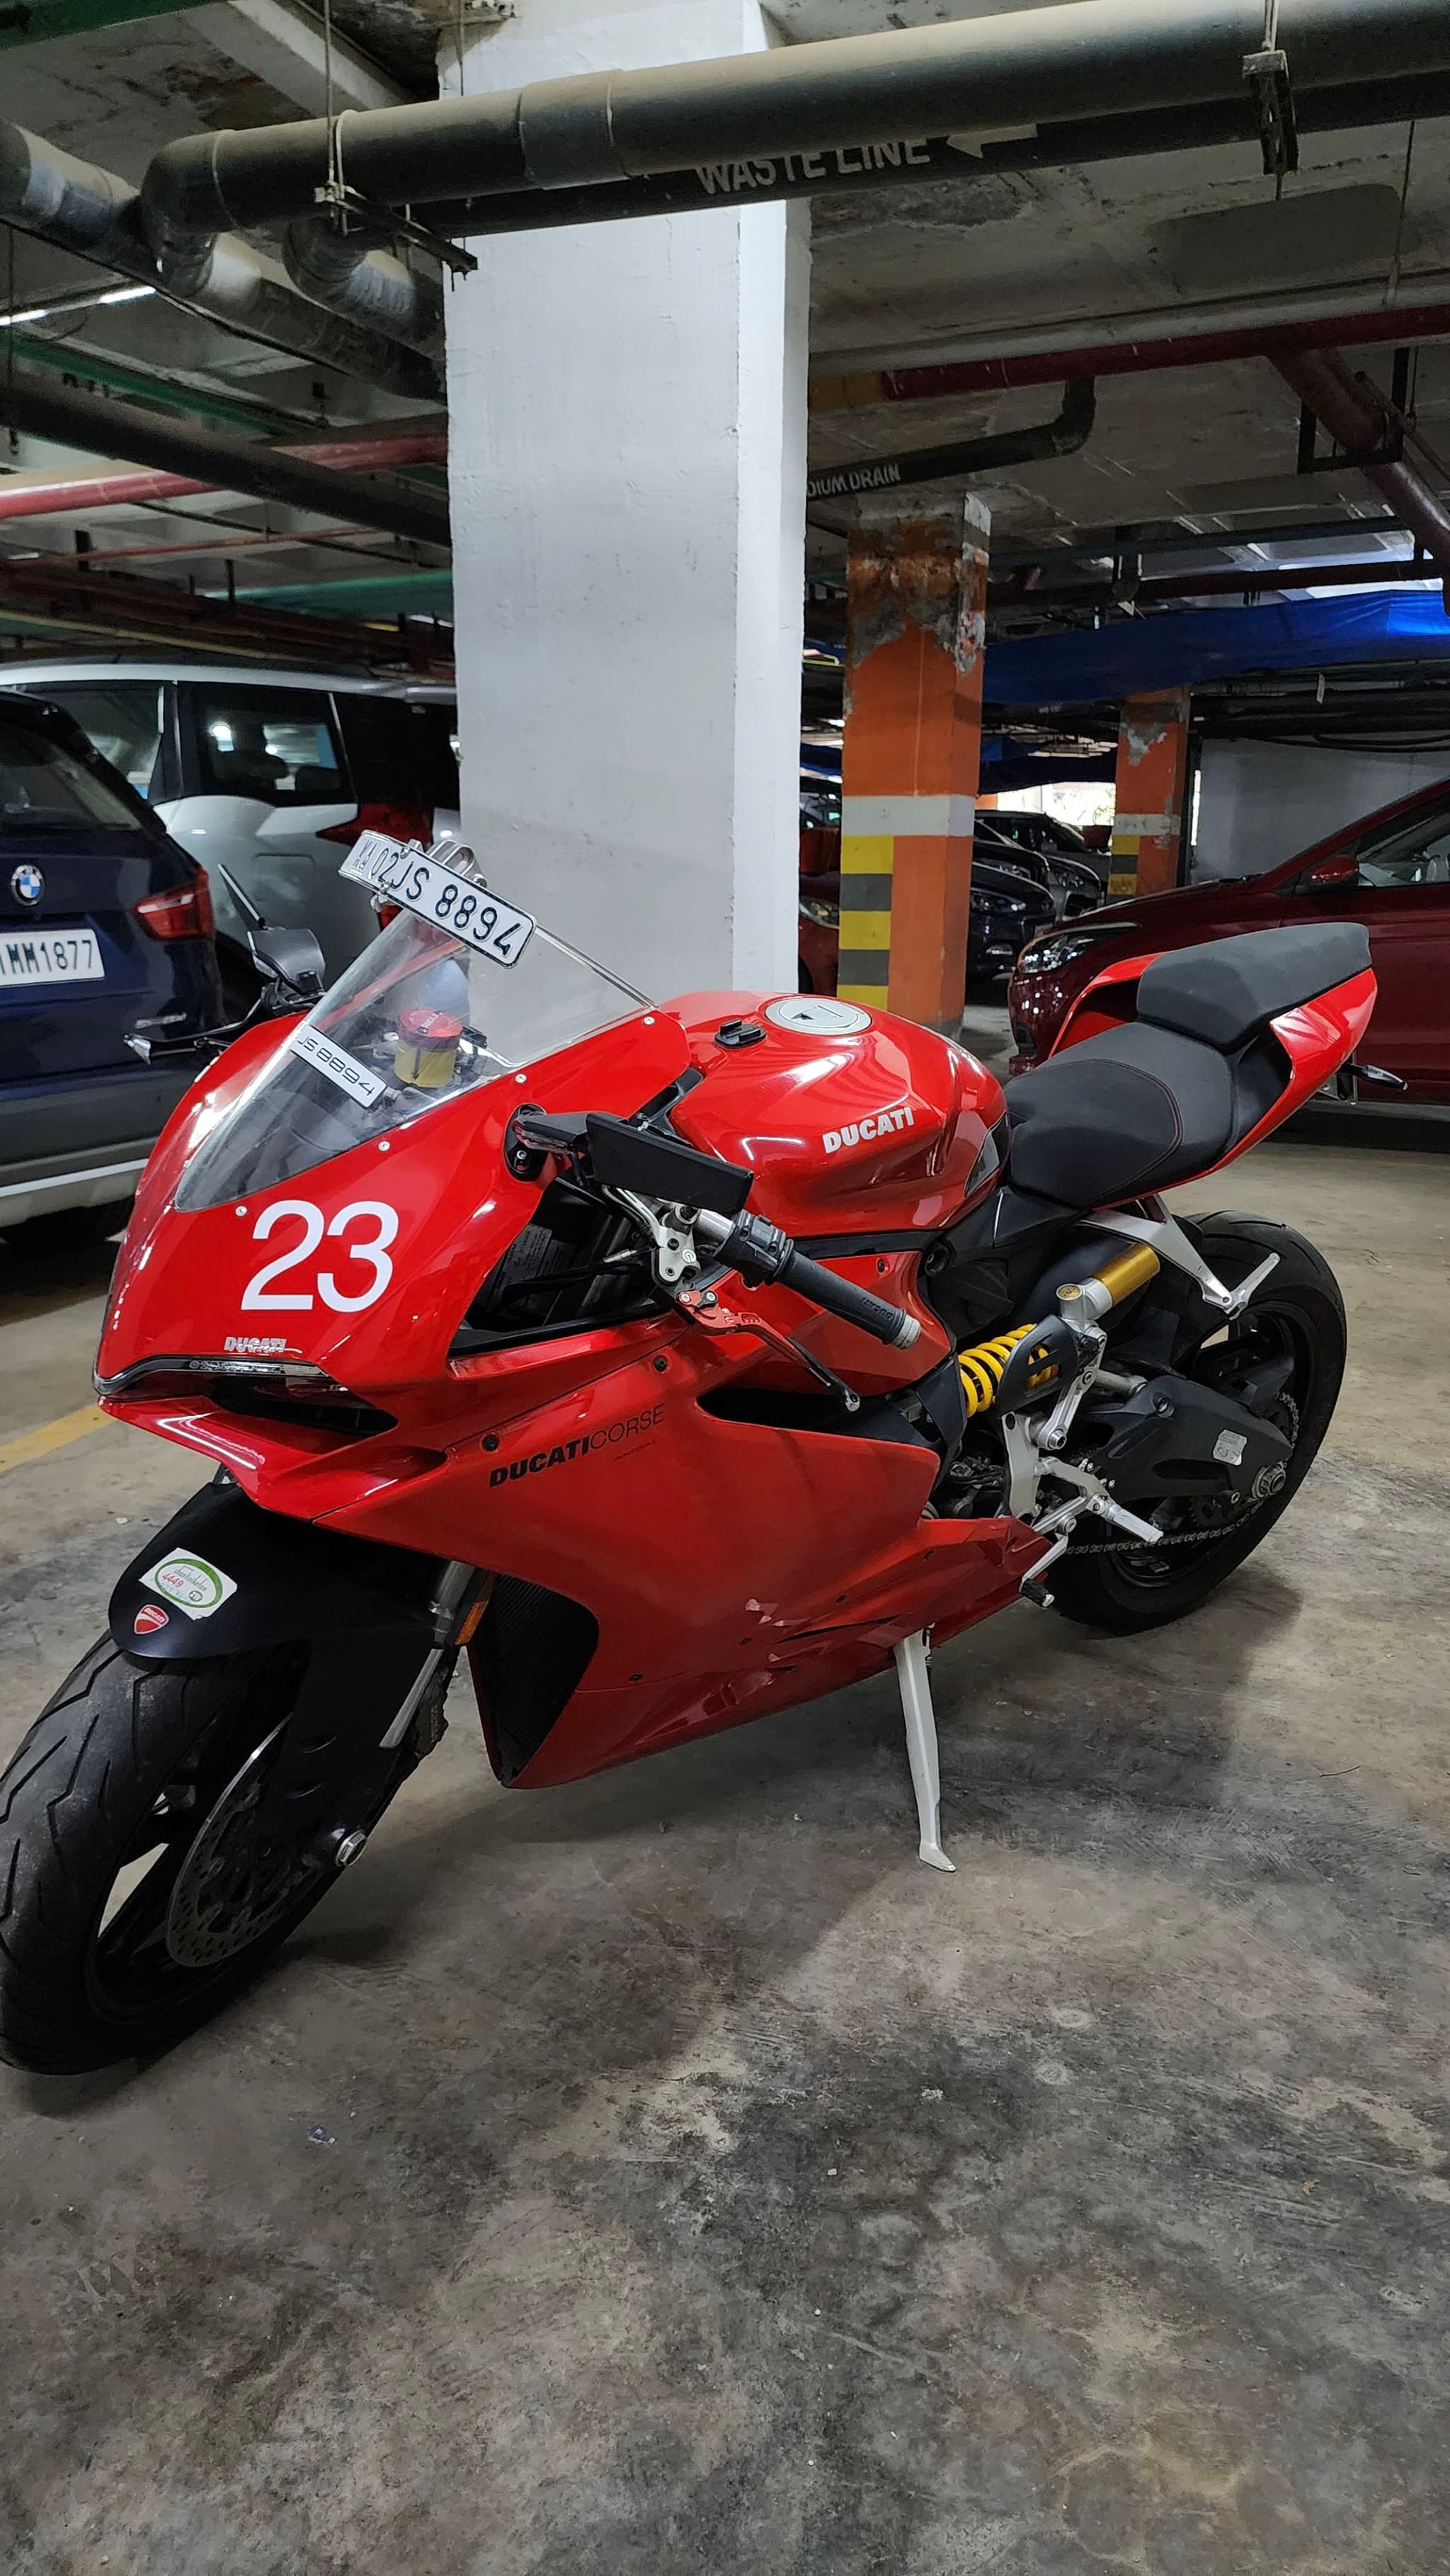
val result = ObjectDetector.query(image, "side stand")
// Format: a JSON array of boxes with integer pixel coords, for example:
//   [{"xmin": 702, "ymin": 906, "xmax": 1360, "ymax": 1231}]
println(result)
[{"xmin": 892, "ymin": 1630, "xmax": 954, "ymax": 1873}]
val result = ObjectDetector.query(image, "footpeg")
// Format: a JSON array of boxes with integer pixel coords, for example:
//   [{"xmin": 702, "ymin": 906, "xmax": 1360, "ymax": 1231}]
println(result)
[{"xmin": 892, "ymin": 1630, "xmax": 954, "ymax": 1872}]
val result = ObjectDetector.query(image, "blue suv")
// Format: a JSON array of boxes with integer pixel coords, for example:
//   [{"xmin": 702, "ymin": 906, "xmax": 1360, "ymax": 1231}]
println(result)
[{"xmin": 0, "ymin": 696, "xmax": 221, "ymax": 1255}]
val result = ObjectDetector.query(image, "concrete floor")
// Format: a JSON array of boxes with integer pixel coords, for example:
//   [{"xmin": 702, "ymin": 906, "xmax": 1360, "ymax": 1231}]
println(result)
[{"xmin": 1, "ymin": 1129, "xmax": 1449, "ymax": 2575}]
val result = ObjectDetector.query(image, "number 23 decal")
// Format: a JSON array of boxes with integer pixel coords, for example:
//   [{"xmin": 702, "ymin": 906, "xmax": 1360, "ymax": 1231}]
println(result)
[{"xmin": 241, "ymin": 1199, "xmax": 399, "ymax": 1313}]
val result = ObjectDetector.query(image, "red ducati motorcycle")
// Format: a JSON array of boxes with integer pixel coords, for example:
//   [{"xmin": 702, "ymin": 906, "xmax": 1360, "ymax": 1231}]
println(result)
[{"xmin": 0, "ymin": 840, "xmax": 1376, "ymax": 2072}]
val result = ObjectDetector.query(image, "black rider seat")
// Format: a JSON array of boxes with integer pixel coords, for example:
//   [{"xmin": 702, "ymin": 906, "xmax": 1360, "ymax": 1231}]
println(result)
[{"xmin": 1002, "ymin": 925, "xmax": 1371, "ymax": 1207}]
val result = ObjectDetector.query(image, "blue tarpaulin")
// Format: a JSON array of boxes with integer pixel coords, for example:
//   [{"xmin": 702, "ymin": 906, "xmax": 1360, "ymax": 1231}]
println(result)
[{"xmin": 983, "ymin": 586, "xmax": 1450, "ymax": 709}]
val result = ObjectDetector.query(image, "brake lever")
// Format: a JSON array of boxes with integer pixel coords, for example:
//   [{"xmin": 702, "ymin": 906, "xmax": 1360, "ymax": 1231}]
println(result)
[{"xmin": 674, "ymin": 1283, "xmax": 862, "ymax": 1412}]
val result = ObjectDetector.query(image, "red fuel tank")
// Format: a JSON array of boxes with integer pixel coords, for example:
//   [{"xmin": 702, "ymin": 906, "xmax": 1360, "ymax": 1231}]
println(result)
[{"xmin": 670, "ymin": 993, "xmax": 1005, "ymax": 1237}]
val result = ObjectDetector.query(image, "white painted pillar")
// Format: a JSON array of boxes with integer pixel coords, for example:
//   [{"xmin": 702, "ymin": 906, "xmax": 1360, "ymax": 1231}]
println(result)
[{"xmin": 443, "ymin": 0, "xmax": 809, "ymax": 1001}]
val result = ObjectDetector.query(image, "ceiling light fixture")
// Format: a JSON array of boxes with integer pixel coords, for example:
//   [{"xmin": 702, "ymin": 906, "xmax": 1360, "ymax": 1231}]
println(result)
[{"xmin": 0, "ymin": 285, "xmax": 156, "ymax": 332}]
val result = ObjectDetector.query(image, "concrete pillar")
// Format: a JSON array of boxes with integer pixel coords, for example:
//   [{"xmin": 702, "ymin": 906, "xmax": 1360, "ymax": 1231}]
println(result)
[
  {"xmin": 1109, "ymin": 690, "xmax": 1192, "ymax": 901},
  {"xmin": 838, "ymin": 496, "xmax": 988, "ymax": 1030},
  {"xmin": 443, "ymin": 0, "xmax": 809, "ymax": 1001}
]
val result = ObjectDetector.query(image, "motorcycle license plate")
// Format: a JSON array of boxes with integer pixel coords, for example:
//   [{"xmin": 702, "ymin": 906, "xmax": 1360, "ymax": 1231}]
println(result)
[
  {"xmin": 340, "ymin": 833, "xmax": 535, "ymax": 967},
  {"xmin": 0, "ymin": 927, "xmax": 104, "ymax": 986}
]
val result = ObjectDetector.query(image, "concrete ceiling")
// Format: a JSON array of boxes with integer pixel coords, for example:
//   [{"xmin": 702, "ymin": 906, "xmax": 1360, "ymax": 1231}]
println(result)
[
  {"xmin": 0, "ymin": 0, "xmax": 1444, "ymax": 652},
  {"xmin": 806, "ymin": 113, "xmax": 1450, "ymax": 572}
]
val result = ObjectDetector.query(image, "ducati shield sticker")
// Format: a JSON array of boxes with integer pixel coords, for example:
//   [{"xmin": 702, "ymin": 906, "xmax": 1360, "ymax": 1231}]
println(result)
[
  {"xmin": 133, "ymin": 1603, "xmax": 171, "ymax": 1636},
  {"xmin": 142, "ymin": 1551, "xmax": 239, "ymax": 1619}
]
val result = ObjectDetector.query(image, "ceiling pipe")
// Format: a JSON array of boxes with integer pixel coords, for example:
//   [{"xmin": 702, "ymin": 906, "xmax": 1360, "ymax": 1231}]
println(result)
[
  {"xmin": 139, "ymin": 0, "xmax": 1450, "ymax": 236},
  {"xmin": 0, "ymin": 122, "xmax": 438, "ymax": 401},
  {"xmin": 0, "ymin": 375, "xmax": 449, "ymax": 544},
  {"xmin": 992, "ymin": 553, "xmax": 1432, "ymax": 609},
  {"xmin": 0, "ymin": 549, "xmax": 452, "ymax": 671},
  {"xmin": 806, "ymin": 378, "xmax": 1095, "ymax": 505},
  {"xmin": 426, "ymin": 63, "xmax": 1450, "ymax": 241},
  {"xmin": 281, "ymin": 222, "xmax": 443, "ymax": 360},
  {"xmin": 1268, "ymin": 347, "xmax": 1450, "ymax": 586},
  {"xmin": 811, "ymin": 287, "xmax": 1450, "ymax": 406},
  {"xmin": 0, "ymin": 430, "xmax": 447, "ymax": 525}
]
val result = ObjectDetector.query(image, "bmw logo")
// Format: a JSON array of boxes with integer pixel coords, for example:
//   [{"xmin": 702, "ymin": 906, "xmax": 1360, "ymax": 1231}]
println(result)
[{"xmin": 10, "ymin": 863, "xmax": 42, "ymax": 907}]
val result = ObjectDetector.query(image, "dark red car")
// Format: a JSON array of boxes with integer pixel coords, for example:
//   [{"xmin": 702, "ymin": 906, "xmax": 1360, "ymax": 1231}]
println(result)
[{"xmin": 1007, "ymin": 777, "xmax": 1450, "ymax": 1100}]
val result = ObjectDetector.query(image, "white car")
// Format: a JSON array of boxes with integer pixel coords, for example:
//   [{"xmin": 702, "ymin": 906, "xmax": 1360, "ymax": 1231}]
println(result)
[{"xmin": 0, "ymin": 661, "xmax": 459, "ymax": 989}]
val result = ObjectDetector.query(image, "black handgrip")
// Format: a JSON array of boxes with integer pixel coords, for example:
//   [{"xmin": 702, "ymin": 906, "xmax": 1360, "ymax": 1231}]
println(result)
[
  {"xmin": 711, "ymin": 1209, "xmax": 920, "ymax": 1350},
  {"xmin": 776, "ymin": 1245, "xmax": 922, "ymax": 1350}
]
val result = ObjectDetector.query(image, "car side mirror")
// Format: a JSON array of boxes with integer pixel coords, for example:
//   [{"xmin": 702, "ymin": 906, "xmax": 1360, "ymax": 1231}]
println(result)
[
  {"xmin": 248, "ymin": 923, "xmax": 326, "ymax": 999},
  {"xmin": 1299, "ymin": 854, "xmax": 1359, "ymax": 893}
]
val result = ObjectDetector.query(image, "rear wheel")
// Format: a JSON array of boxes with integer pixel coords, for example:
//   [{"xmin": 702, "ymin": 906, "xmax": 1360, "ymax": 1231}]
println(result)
[
  {"xmin": 1046, "ymin": 1214, "xmax": 1345, "ymax": 1635},
  {"xmin": 0, "ymin": 1638, "xmax": 412, "ymax": 2074}
]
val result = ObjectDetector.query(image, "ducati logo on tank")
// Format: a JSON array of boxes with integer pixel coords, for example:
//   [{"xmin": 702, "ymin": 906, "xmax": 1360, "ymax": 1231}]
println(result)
[{"xmin": 823, "ymin": 1103, "xmax": 915, "ymax": 1156}]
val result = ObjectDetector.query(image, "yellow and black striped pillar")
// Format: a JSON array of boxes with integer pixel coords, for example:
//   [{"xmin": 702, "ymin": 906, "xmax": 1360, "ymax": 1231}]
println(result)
[{"xmin": 838, "ymin": 496, "xmax": 989, "ymax": 1029}]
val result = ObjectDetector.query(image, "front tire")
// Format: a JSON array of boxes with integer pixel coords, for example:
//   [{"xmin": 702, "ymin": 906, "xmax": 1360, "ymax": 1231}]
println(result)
[
  {"xmin": 0, "ymin": 1637, "xmax": 404, "ymax": 2074},
  {"xmin": 1046, "ymin": 1214, "xmax": 1346, "ymax": 1636}
]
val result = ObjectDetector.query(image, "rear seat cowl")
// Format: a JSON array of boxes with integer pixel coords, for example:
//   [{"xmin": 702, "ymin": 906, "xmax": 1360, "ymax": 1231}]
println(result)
[{"xmin": 1136, "ymin": 925, "xmax": 1371, "ymax": 1052}]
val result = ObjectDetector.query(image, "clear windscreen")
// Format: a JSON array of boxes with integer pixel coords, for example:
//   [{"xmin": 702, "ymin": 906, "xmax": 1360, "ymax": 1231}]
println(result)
[{"xmin": 176, "ymin": 893, "xmax": 646, "ymax": 1210}]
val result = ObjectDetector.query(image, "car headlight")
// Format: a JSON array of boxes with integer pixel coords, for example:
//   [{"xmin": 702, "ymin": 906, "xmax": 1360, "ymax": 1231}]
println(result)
[
  {"xmin": 798, "ymin": 893, "xmax": 840, "ymax": 928},
  {"xmin": 1015, "ymin": 926, "xmax": 1130, "ymax": 976}
]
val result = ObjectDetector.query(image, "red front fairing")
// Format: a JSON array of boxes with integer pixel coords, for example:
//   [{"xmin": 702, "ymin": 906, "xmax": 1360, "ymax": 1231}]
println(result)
[{"xmin": 98, "ymin": 991, "xmax": 1025, "ymax": 1784}]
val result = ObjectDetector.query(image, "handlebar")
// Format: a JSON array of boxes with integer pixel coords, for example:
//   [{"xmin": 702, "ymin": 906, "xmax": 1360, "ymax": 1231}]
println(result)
[{"xmin": 697, "ymin": 1209, "xmax": 921, "ymax": 1351}]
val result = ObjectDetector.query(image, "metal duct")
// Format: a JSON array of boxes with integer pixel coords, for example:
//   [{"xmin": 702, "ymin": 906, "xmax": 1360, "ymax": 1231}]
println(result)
[
  {"xmin": 139, "ymin": 0, "xmax": 1450, "ymax": 234},
  {"xmin": 805, "ymin": 380, "xmax": 1095, "ymax": 505},
  {"xmin": 0, "ymin": 370, "xmax": 450, "ymax": 547},
  {"xmin": 282, "ymin": 222, "xmax": 443, "ymax": 360},
  {"xmin": 1269, "ymin": 348, "xmax": 1450, "ymax": 587},
  {"xmin": 0, "ymin": 121, "xmax": 437, "ymax": 401}
]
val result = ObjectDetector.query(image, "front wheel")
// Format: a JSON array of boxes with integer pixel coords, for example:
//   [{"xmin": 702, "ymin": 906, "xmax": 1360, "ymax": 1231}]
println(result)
[
  {"xmin": 0, "ymin": 1638, "xmax": 413, "ymax": 2074},
  {"xmin": 1046, "ymin": 1214, "xmax": 1346, "ymax": 1636}
]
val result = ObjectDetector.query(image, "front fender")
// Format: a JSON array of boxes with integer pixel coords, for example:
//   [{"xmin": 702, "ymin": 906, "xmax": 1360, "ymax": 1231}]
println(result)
[{"xmin": 110, "ymin": 1478, "xmax": 442, "ymax": 1662}]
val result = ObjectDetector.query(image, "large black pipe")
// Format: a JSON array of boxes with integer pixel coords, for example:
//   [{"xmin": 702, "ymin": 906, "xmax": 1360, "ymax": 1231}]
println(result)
[
  {"xmin": 142, "ymin": 0, "xmax": 1450, "ymax": 236},
  {"xmin": 425, "ymin": 67, "xmax": 1450, "ymax": 239},
  {"xmin": 0, "ymin": 370, "xmax": 450, "ymax": 547},
  {"xmin": 805, "ymin": 379, "xmax": 1097, "ymax": 505}
]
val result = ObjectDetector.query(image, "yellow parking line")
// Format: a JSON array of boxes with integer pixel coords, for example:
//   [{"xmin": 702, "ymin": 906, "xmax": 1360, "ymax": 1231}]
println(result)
[{"xmin": 0, "ymin": 1402, "xmax": 111, "ymax": 1477}]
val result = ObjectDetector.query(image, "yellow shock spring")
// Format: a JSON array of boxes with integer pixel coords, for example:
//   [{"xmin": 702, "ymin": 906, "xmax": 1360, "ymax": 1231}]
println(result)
[{"xmin": 957, "ymin": 1325, "xmax": 1034, "ymax": 1418}]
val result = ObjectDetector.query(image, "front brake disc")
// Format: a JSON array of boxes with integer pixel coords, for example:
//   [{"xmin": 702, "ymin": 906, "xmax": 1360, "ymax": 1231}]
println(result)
[{"xmin": 165, "ymin": 1723, "xmax": 320, "ymax": 1968}]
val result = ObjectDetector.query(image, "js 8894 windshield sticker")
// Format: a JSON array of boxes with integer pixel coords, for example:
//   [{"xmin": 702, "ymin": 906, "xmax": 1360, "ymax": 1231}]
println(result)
[{"xmin": 341, "ymin": 832, "xmax": 535, "ymax": 967}]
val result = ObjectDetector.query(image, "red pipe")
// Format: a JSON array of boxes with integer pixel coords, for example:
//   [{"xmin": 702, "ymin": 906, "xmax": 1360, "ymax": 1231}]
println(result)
[
  {"xmin": 814, "ymin": 299, "xmax": 1450, "ymax": 408},
  {"xmin": 0, "ymin": 430, "xmax": 447, "ymax": 524},
  {"xmin": 1269, "ymin": 347, "xmax": 1450, "ymax": 586}
]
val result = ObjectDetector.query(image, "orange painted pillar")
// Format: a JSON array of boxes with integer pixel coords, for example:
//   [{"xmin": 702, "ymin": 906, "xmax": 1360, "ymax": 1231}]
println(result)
[
  {"xmin": 838, "ymin": 495, "xmax": 989, "ymax": 1029},
  {"xmin": 1109, "ymin": 690, "xmax": 1192, "ymax": 901}
]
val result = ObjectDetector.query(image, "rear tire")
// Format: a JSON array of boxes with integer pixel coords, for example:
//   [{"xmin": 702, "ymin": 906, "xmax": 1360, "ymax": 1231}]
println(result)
[
  {"xmin": 0, "ymin": 1636, "xmax": 404, "ymax": 2074},
  {"xmin": 1046, "ymin": 1214, "xmax": 1345, "ymax": 1636}
]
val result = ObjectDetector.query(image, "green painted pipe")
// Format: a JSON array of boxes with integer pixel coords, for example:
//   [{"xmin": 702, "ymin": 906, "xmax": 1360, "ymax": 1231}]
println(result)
[
  {"xmin": 0, "ymin": 0, "xmax": 202, "ymax": 51},
  {"xmin": 6, "ymin": 333, "xmax": 309, "ymax": 441},
  {"xmin": 212, "ymin": 568, "xmax": 455, "ymax": 615}
]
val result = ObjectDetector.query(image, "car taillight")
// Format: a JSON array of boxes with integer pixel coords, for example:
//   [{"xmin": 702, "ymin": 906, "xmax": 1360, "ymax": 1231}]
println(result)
[
  {"xmin": 135, "ymin": 868, "xmax": 215, "ymax": 941},
  {"xmin": 318, "ymin": 801, "xmax": 433, "ymax": 849}
]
